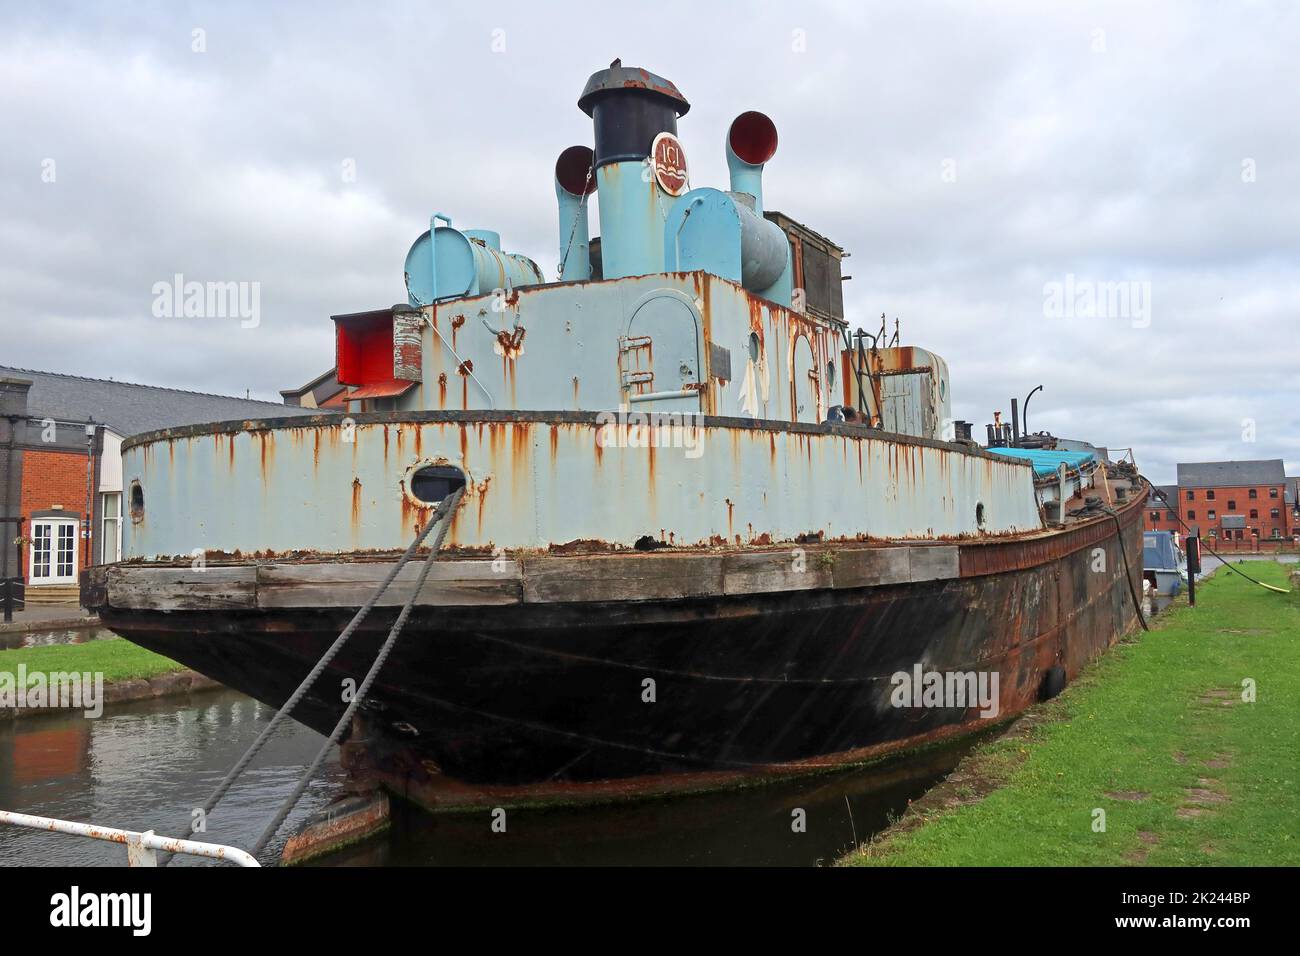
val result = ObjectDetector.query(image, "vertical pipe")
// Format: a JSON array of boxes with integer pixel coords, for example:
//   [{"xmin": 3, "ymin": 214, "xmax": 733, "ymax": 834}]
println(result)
[
  {"xmin": 726, "ymin": 111, "xmax": 778, "ymax": 215},
  {"xmin": 578, "ymin": 65, "xmax": 689, "ymax": 280},
  {"xmin": 83, "ymin": 424, "xmax": 96, "ymax": 590},
  {"xmin": 1059, "ymin": 464, "xmax": 1068, "ymax": 522},
  {"xmin": 555, "ymin": 146, "xmax": 596, "ymax": 281},
  {"xmin": 595, "ymin": 162, "xmax": 667, "ymax": 279},
  {"xmin": 1010, "ymin": 398, "xmax": 1019, "ymax": 444}
]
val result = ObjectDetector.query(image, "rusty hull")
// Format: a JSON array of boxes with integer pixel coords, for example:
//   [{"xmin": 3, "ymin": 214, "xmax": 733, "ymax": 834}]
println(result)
[{"xmin": 92, "ymin": 483, "xmax": 1145, "ymax": 808}]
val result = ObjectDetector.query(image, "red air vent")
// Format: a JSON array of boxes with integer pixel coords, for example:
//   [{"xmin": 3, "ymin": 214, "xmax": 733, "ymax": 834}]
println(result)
[
  {"xmin": 728, "ymin": 111, "xmax": 778, "ymax": 165},
  {"xmin": 334, "ymin": 309, "xmax": 418, "ymax": 399}
]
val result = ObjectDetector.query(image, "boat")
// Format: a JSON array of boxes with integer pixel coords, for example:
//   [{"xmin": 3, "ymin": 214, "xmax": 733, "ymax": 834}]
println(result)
[
  {"xmin": 1143, "ymin": 530, "xmax": 1186, "ymax": 597},
  {"xmin": 83, "ymin": 62, "xmax": 1147, "ymax": 810}
]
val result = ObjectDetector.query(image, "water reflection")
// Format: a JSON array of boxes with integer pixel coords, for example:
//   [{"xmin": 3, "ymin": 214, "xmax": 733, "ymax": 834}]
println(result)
[
  {"xmin": 0, "ymin": 626, "xmax": 115, "ymax": 651},
  {"xmin": 1, "ymin": 685, "xmax": 982, "ymax": 867},
  {"xmin": 322, "ymin": 738, "xmax": 979, "ymax": 867},
  {"xmin": 0, "ymin": 689, "xmax": 341, "ymax": 866}
]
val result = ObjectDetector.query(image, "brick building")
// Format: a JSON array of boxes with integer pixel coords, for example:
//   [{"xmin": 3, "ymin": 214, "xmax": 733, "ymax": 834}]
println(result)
[
  {"xmin": 1145, "ymin": 483, "xmax": 1179, "ymax": 534},
  {"xmin": 0, "ymin": 368, "xmax": 318, "ymax": 606},
  {"xmin": 1142, "ymin": 458, "xmax": 1296, "ymax": 549}
]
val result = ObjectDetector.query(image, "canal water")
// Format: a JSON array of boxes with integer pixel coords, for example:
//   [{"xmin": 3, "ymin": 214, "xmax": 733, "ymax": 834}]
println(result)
[
  {"xmin": 0, "ymin": 689, "xmax": 344, "ymax": 866},
  {"xmin": 0, "ymin": 681, "xmax": 978, "ymax": 867}
]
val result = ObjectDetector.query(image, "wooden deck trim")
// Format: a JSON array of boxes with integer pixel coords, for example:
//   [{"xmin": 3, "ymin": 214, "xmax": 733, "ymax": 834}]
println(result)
[{"xmin": 93, "ymin": 483, "xmax": 1144, "ymax": 611}]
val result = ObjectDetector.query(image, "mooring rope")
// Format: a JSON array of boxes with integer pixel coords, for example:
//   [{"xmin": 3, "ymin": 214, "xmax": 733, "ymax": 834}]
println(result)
[
  {"xmin": 252, "ymin": 486, "xmax": 465, "ymax": 859},
  {"xmin": 1147, "ymin": 480, "xmax": 1291, "ymax": 595},
  {"xmin": 159, "ymin": 487, "xmax": 464, "ymax": 866},
  {"xmin": 1103, "ymin": 505, "xmax": 1150, "ymax": 632}
]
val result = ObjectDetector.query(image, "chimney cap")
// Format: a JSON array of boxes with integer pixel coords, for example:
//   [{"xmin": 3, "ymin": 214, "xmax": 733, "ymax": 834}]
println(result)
[{"xmin": 578, "ymin": 63, "xmax": 689, "ymax": 117}]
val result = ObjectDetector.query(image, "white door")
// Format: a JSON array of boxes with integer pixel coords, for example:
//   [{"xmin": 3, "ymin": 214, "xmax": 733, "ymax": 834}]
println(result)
[{"xmin": 30, "ymin": 519, "xmax": 78, "ymax": 585}]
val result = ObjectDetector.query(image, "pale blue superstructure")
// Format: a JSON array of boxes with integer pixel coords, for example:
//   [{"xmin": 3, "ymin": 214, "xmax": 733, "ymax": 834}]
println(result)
[{"xmin": 117, "ymin": 62, "xmax": 1050, "ymax": 562}]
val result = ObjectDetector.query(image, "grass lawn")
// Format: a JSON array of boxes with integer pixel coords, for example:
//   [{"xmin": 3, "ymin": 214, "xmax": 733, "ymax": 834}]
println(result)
[
  {"xmin": 842, "ymin": 561, "xmax": 1300, "ymax": 866},
  {"xmin": 0, "ymin": 637, "xmax": 185, "ymax": 684}
]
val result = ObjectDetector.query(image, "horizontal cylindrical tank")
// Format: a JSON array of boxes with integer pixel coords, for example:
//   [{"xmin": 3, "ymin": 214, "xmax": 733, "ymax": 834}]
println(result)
[
  {"xmin": 404, "ymin": 218, "xmax": 543, "ymax": 306},
  {"xmin": 732, "ymin": 194, "xmax": 787, "ymax": 290},
  {"xmin": 663, "ymin": 187, "xmax": 790, "ymax": 300}
]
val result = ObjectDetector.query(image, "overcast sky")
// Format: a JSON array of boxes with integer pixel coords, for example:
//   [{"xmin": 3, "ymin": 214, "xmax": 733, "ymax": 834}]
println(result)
[{"xmin": 2, "ymin": 0, "xmax": 1296, "ymax": 483}]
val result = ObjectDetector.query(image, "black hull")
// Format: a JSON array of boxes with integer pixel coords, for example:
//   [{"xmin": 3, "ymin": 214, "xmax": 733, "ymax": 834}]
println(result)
[{"xmin": 100, "ymin": 504, "xmax": 1143, "ymax": 806}]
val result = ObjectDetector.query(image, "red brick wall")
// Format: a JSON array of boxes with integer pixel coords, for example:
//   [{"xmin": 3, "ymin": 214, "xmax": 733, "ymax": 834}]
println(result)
[
  {"xmin": 18, "ymin": 448, "xmax": 95, "ymax": 582},
  {"xmin": 1181, "ymin": 483, "xmax": 1292, "ymax": 544},
  {"xmin": 1143, "ymin": 502, "xmax": 1179, "ymax": 534},
  {"xmin": 1143, "ymin": 482, "xmax": 1298, "ymax": 548}
]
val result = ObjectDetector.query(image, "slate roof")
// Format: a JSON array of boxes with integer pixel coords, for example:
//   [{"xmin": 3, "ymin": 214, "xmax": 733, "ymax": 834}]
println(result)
[
  {"xmin": 0, "ymin": 366, "xmax": 322, "ymax": 439},
  {"xmin": 1176, "ymin": 459, "xmax": 1285, "ymax": 488}
]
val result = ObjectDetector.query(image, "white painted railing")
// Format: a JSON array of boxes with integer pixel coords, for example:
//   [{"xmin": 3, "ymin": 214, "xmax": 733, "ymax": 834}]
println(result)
[{"xmin": 0, "ymin": 809, "xmax": 260, "ymax": 867}]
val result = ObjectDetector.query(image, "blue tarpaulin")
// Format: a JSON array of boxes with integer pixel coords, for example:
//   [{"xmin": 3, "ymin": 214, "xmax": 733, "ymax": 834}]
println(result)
[{"xmin": 988, "ymin": 447, "xmax": 1095, "ymax": 478}]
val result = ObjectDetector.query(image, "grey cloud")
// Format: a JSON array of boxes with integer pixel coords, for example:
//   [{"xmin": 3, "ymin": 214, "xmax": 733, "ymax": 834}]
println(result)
[{"xmin": 1, "ymin": 0, "xmax": 1296, "ymax": 483}]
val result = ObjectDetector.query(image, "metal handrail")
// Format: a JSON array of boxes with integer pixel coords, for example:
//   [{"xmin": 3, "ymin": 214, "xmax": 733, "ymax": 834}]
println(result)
[{"xmin": 0, "ymin": 809, "xmax": 260, "ymax": 867}]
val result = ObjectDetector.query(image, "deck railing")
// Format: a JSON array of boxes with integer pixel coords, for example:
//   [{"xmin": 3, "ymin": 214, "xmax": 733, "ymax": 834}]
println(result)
[{"xmin": 0, "ymin": 809, "xmax": 260, "ymax": 867}]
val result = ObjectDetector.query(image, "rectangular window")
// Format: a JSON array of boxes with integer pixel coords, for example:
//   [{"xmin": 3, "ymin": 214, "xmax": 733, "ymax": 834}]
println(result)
[
  {"xmin": 1206, "ymin": 490, "xmax": 1216, "ymax": 500},
  {"xmin": 1208, "ymin": 510, "xmax": 1216, "ymax": 519},
  {"xmin": 1270, "ymin": 488, "xmax": 1279, "ymax": 498},
  {"xmin": 1272, "ymin": 528, "xmax": 1282, "ymax": 539},
  {"xmin": 1249, "ymin": 488, "xmax": 1258, "ymax": 499},
  {"xmin": 1166, "ymin": 511, "xmax": 1176, "ymax": 521},
  {"xmin": 1227, "ymin": 500, "xmax": 1236, "ymax": 510},
  {"xmin": 1187, "ymin": 510, "xmax": 1196, "ymax": 520},
  {"xmin": 1250, "ymin": 509, "xmax": 1258, "ymax": 519},
  {"xmin": 1150, "ymin": 511, "xmax": 1160, "ymax": 522},
  {"xmin": 100, "ymin": 492, "xmax": 122, "ymax": 564},
  {"xmin": 1186, "ymin": 490, "xmax": 1194, "ymax": 500},
  {"xmin": 31, "ymin": 524, "xmax": 50, "ymax": 578},
  {"xmin": 1271, "ymin": 508, "xmax": 1280, "ymax": 519},
  {"xmin": 55, "ymin": 524, "xmax": 75, "ymax": 577}
]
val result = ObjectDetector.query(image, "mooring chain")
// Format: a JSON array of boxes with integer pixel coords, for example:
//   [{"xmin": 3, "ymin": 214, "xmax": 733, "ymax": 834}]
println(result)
[
  {"xmin": 159, "ymin": 487, "xmax": 464, "ymax": 866},
  {"xmin": 252, "ymin": 486, "xmax": 466, "ymax": 858}
]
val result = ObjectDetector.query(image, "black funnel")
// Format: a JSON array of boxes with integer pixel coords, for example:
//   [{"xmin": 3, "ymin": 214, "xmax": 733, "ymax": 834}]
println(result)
[{"xmin": 577, "ymin": 60, "xmax": 690, "ymax": 168}]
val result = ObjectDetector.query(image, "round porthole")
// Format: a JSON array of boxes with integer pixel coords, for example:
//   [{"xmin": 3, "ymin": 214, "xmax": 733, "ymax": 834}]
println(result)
[
  {"xmin": 408, "ymin": 464, "xmax": 467, "ymax": 505},
  {"xmin": 128, "ymin": 481, "xmax": 145, "ymax": 523},
  {"xmin": 826, "ymin": 360, "xmax": 836, "ymax": 389},
  {"xmin": 748, "ymin": 331, "xmax": 761, "ymax": 362},
  {"xmin": 975, "ymin": 501, "xmax": 986, "ymax": 529}
]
